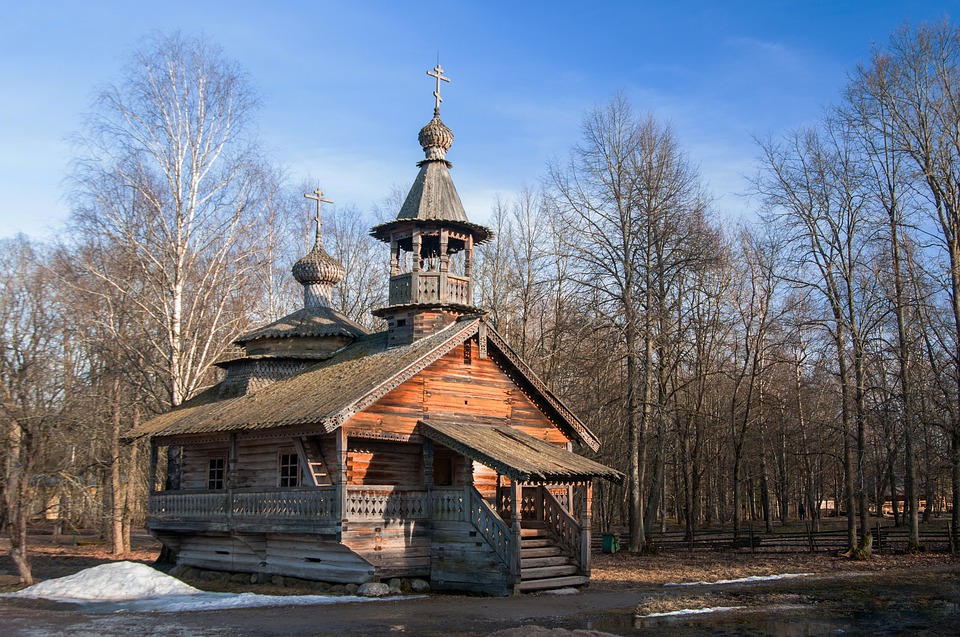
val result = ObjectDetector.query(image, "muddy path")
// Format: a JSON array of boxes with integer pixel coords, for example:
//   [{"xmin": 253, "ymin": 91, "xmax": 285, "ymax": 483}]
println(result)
[{"xmin": 1, "ymin": 564, "xmax": 958, "ymax": 636}]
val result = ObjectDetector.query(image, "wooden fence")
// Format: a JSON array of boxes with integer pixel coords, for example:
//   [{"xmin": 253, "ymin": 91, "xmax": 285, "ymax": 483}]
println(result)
[{"xmin": 593, "ymin": 522, "xmax": 957, "ymax": 554}]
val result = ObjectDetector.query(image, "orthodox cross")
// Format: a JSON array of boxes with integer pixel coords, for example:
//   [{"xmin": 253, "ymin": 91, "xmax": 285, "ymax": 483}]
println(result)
[
  {"xmin": 427, "ymin": 64, "xmax": 450, "ymax": 112},
  {"xmin": 304, "ymin": 188, "xmax": 333, "ymax": 243}
]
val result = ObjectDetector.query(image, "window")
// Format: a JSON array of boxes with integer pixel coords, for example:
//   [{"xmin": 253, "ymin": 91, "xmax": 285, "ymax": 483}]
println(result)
[
  {"xmin": 279, "ymin": 452, "xmax": 301, "ymax": 487},
  {"xmin": 207, "ymin": 457, "xmax": 226, "ymax": 490}
]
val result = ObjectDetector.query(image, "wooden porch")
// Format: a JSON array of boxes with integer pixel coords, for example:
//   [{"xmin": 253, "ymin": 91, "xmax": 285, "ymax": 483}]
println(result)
[{"xmin": 147, "ymin": 482, "xmax": 590, "ymax": 594}]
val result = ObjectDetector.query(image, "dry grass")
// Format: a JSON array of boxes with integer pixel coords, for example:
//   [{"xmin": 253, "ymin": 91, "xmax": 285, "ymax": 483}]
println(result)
[{"xmin": 589, "ymin": 548, "xmax": 956, "ymax": 590}]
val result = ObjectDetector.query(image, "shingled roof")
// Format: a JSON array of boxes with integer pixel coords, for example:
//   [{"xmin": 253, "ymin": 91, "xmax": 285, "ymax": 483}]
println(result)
[
  {"xmin": 133, "ymin": 316, "xmax": 604, "ymax": 455},
  {"xmin": 419, "ymin": 419, "xmax": 622, "ymax": 484},
  {"xmin": 235, "ymin": 305, "xmax": 368, "ymax": 344},
  {"xmin": 133, "ymin": 318, "xmax": 481, "ymax": 441}
]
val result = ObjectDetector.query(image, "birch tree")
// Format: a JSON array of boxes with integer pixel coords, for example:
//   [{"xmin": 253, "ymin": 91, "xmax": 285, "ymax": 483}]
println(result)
[{"xmin": 68, "ymin": 31, "xmax": 279, "ymax": 413}]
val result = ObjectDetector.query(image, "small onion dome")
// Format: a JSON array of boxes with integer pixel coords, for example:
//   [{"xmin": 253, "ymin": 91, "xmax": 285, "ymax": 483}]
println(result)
[
  {"xmin": 291, "ymin": 242, "xmax": 345, "ymax": 287},
  {"xmin": 419, "ymin": 111, "xmax": 454, "ymax": 161}
]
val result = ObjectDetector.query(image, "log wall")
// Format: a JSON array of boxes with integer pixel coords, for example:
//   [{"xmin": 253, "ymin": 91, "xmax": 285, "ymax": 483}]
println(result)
[
  {"xmin": 344, "ymin": 338, "xmax": 571, "ymax": 446},
  {"xmin": 429, "ymin": 519, "xmax": 512, "ymax": 596},
  {"xmin": 181, "ymin": 433, "xmax": 335, "ymax": 490},
  {"xmin": 158, "ymin": 532, "xmax": 375, "ymax": 583}
]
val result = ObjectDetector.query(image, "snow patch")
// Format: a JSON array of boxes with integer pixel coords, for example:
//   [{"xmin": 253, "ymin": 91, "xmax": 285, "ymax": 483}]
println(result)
[
  {"xmin": 8, "ymin": 561, "xmax": 201, "ymax": 601},
  {"xmin": 640, "ymin": 605, "xmax": 744, "ymax": 618},
  {"xmin": 664, "ymin": 572, "xmax": 813, "ymax": 587},
  {"xmin": 2, "ymin": 561, "xmax": 421, "ymax": 613}
]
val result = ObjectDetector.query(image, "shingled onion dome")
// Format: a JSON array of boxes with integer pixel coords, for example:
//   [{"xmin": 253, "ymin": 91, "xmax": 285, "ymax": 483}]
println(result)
[
  {"xmin": 292, "ymin": 239, "xmax": 345, "ymax": 309},
  {"xmin": 418, "ymin": 109, "xmax": 454, "ymax": 163}
]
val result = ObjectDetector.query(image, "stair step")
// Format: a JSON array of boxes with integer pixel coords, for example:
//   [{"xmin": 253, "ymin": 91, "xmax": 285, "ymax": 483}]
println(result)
[
  {"xmin": 520, "ymin": 527, "xmax": 546, "ymax": 538},
  {"xmin": 515, "ymin": 575, "xmax": 589, "ymax": 593},
  {"xmin": 522, "ymin": 555, "xmax": 572, "ymax": 569},
  {"xmin": 521, "ymin": 564, "xmax": 579, "ymax": 579},
  {"xmin": 520, "ymin": 546, "xmax": 562, "ymax": 558},
  {"xmin": 520, "ymin": 538, "xmax": 552, "ymax": 549}
]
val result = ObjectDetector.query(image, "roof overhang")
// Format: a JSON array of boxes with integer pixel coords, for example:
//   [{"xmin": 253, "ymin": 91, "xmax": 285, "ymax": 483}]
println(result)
[{"xmin": 418, "ymin": 419, "xmax": 622, "ymax": 484}]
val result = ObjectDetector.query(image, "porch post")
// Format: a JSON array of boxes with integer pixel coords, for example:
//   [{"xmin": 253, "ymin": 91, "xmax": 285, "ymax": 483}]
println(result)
[
  {"xmin": 148, "ymin": 442, "xmax": 159, "ymax": 493},
  {"xmin": 336, "ymin": 428, "xmax": 348, "ymax": 536},
  {"xmin": 510, "ymin": 479, "xmax": 522, "ymax": 583},
  {"xmin": 579, "ymin": 481, "xmax": 593, "ymax": 575},
  {"xmin": 423, "ymin": 439, "xmax": 434, "ymax": 518},
  {"xmin": 227, "ymin": 433, "xmax": 237, "ymax": 525}
]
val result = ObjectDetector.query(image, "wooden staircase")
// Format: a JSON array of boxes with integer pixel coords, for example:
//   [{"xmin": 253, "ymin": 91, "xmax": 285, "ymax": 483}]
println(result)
[{"xmin": 514, "ymin": 522, "xmax": 588, "ymax": 593}]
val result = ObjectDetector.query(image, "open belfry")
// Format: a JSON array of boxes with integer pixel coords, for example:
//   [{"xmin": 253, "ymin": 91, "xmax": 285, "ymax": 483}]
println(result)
[{"xmin": 134, "ymin": 65, "xmax": 621, "ymax": 595}]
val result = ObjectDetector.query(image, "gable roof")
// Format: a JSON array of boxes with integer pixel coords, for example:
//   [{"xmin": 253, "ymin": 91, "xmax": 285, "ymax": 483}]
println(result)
[
  {"xmin": 132, "ymin": 317, "xmax": 603, "ymax": 452},
  {"xmin": 419, "ymin": 419, "xmax": 621, "ymax": 484}
]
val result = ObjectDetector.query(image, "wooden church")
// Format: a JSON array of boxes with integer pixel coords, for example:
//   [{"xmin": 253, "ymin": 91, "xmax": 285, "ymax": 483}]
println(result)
[{"xmin": 134, "ymin": 66, "xmax": 621, "ymax": 595}]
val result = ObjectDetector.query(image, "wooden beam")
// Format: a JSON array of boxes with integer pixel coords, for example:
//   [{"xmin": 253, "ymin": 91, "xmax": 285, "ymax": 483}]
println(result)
[
  {"xmin": 580, "ymin": 481, "xmax": 593, "ymax": 575},
  {"xmin": 511, "ymin": 480, "xmax": 522, "ymax": 583},
  {"xmin": 336, "ymin": 428, "xmax": 348, "ymax": 536}
]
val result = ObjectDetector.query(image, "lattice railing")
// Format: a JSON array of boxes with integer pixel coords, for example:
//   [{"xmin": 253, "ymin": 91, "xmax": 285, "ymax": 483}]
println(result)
[
  {"xmin": 149, "ymin": 491, "xmax": 229, "ymax": 518},
  {"xmin": 232, "ymin": 488, "xmax": 336, "ymax": 519},
  {"xmin": 542, "ymin": 487, "xmax": 583, "ymax": 567},
  {"xmin": 466, "ymin": 487, "xmax": 513, "ymax": 568},
  {"xmin": 346, "ymin": 486, "xmax": 431, "ymax": 519},
  {"xmin": 430, "ymin": 487, "xmax": 466, "ymax": 521},
  {"xmin": 148, "ymin": 488, "xmax": 337, "ymax": 522}
]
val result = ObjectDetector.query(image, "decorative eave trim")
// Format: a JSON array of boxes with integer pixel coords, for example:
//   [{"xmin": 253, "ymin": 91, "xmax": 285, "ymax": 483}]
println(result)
[
  {"xmin": 484, "ymin": 325, "xmax": 601, "ymax": 452},
  {"xmin": 323, "ymin": 319, "xmax": 482, "ymax": 432}
]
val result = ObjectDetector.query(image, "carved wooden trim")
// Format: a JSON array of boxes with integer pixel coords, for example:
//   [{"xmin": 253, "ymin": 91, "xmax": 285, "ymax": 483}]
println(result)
[
  {"xmin": 485, "ymin": 326, "xmax": 600, "ymax": 452},
  {"xmin": 327, "ymin": 319, "xmax": 481, "ymax": 429}
]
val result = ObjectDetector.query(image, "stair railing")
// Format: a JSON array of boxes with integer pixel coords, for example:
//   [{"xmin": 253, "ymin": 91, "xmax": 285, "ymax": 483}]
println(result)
[
  {"xmin": 465, "ymin": 486, "xmax": 514, "ymax": 572},
  {"xmin": 540, "ymin": 486, "xmax": 583, "ymax": 569}
]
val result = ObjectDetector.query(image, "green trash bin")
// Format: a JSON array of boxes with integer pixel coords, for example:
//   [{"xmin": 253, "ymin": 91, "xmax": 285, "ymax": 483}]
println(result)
[{"xmin": 601, "ymin": 533, "xmax": 620, "ymax": 554}]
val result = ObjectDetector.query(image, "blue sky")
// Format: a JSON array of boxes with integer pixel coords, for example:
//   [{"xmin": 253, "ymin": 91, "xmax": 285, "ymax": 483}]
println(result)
[{"xmin": 1, "ymin": 1, "xmax": 956, "ymax": 239}]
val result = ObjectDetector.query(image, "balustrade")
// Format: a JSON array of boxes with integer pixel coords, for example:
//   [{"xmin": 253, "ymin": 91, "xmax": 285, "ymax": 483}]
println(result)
[{"xmin": 148, "ymin": 487, "xmax": 337, "ymax": 524}]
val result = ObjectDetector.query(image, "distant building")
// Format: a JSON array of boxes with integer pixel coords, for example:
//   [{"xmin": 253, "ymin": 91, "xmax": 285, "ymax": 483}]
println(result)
[{"xmin": 133, "ymin": 68, "xmax": 621, "ymax": 595}]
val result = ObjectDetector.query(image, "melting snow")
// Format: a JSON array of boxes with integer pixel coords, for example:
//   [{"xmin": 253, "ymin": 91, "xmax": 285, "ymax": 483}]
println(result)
[
  {"xmin": 640, "ymin": 606, "xmax": 744, "ymax": 618},
  {"xmin": 664, "ymin": 572, "xmax": 813, "ymax": 587},
  {"xmin": 3, "ymin": 561, "xmax": 411, "ymax": 612}
]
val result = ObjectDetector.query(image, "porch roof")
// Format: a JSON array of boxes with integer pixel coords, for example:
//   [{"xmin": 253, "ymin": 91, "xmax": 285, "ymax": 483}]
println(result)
[{"xmin": 418, "ymin": 419, "xmax": 622, "ymax": 484}]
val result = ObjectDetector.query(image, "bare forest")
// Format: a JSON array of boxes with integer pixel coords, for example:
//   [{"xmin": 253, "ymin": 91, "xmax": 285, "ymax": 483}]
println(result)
[{"xmin": 3, "ymin": 23, "xmax": 960, "ymax": 584}]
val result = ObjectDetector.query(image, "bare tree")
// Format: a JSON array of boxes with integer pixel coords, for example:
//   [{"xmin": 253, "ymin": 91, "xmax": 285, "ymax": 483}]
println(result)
[
  {"xmin": 850, "ymin": 21, "xmax": 960, "ymax": 545},
  {"xmin": 68, "ymin": 31, "xmax": 280, "ymax": 411},
  {"xmin": 550, "ymin": 94, "xmax": 708, "ymax": 552},
  {"xmin": 0, "ymin": 237, "xmax": 64, "ymax": 584}
]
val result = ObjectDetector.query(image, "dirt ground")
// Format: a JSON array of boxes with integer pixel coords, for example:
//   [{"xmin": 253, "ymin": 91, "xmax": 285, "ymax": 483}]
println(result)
[{"xmin": 0, "ymin": 530, "xmax": 958, "ymax": 636}]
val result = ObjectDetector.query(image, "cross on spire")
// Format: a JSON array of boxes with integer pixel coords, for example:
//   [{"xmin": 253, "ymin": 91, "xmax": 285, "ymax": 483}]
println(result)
[
  {"xmin": 427, "ymin": 64, "xmax": 451, "ymax": 113},
  {"xmin": 304, "ymin": 188, "xmax": 333, "ymax": 243}
]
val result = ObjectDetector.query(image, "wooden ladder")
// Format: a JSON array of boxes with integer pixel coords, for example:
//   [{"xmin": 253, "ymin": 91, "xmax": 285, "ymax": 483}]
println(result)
[{"xmin": 294, "ymin": 437, "xmax": 331, "ymax": 486}]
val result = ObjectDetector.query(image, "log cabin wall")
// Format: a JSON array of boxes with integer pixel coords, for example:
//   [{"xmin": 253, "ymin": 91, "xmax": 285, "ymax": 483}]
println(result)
[
  {"xmin": 181, "ymin": 441, "xmax": 229, "ymax": 490},
  {"xmin": 180, "ymin": 432, "xmax": 337, "ymax": 490},
  {"xmin": 347, "ymin": 440, "xmax": 423, "ymax": 485},
  {"xmin": 157, "ymin": 531, "xmax": 375, "ymax": 584},
  {"xmin": 345, "ymin": 338, "xmax": 573, "ymax": 446}
]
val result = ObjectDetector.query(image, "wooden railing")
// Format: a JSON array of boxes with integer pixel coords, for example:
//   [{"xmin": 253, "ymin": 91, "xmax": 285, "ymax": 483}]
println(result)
[
  {"xmin": 427, "ymin": 487, "xmax": 513, "ymax": 570},
  {"xmin": 233, "ymin": 489, "xmax": 336, "ymax": 519},
  {"xmin": 346, "ymin": 486, "xmax": 431, "ymax": 519},
  {"xmin": 388, "ymin": 272, "xmax": 471, "ymax": 306},
  {"xmin": 430, "ymin": 486, "xmax": 466, "ymax": 520},
  {"xmin": 148, "ymin": 488, "xmax": 337, "ymax": 522},
  {"xmin": 465, "ymin": 486, "xmax": 513, "ymax": 569},
  {"xmin": 149, "ymin": 490, "xmax": 229, "ymax": 518},
  {"xmin": 541, "ymin": 487, "xmax": 583, "ymax": 568}
]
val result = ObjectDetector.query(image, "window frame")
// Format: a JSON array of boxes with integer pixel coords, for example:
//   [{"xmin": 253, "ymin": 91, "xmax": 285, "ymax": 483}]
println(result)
[
  {"xmin": 207, "ymin": 456, "xmax": 227, "ymax": 490},
  {"xmin": 277, "ymin": 450, "xmax": 302, "ymax": 488}
]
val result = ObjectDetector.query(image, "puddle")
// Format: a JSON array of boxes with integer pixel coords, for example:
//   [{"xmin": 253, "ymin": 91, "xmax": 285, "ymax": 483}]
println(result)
[
  {"xmin": 589, "ymin": 609, "xmax": 849, "ymax": 636},
  {"xmin": 585, "ymin": 603, "xmax": 956, "ymax": 636}
]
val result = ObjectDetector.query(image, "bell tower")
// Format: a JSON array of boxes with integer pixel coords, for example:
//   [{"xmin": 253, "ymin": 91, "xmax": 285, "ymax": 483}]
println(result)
[{"xmin": 371, "ymin": 65, "xmax": 492, "ymax": 347}]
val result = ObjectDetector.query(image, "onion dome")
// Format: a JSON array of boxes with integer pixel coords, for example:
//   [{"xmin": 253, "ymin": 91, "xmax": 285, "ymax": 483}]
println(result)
[
  {"xmin": 419, "ymin": 110, "xmax": 454, "ymax": 161},
  {"xmin": 292, "ymin": 242, "xmax": 345, "ymax": 287}
]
